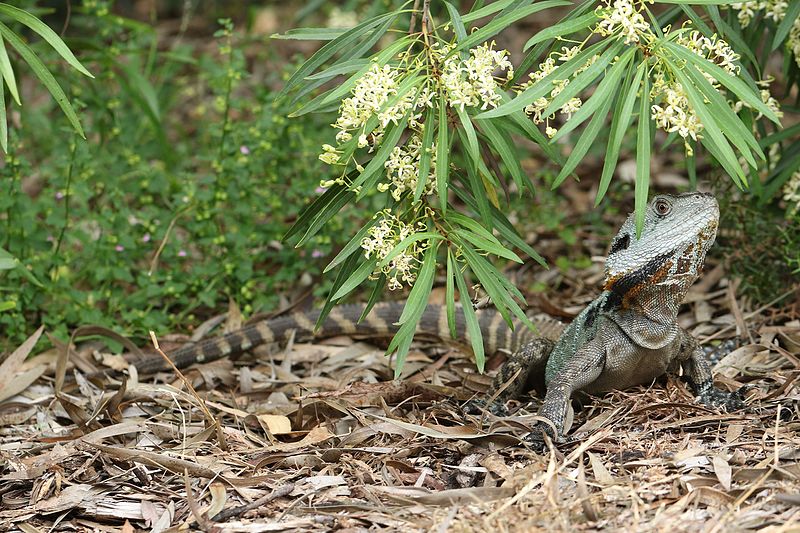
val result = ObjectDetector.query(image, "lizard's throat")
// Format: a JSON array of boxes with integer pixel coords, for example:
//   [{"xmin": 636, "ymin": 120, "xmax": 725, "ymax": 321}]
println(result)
[{"xmin": 603, "ymin": 244, "xmax": 709, "ymax": 319}]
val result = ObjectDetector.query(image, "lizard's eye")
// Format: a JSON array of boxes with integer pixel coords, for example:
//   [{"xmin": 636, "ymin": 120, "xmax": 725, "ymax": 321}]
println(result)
[{"xmin": 654, "ymin": 198, "xmax": 671, "ymax": 216}]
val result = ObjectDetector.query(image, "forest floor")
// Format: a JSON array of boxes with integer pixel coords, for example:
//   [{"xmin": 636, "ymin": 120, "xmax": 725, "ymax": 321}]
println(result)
[{"xmin": 2, "ymin": 184, "xmax": 799, "ymax": 532}]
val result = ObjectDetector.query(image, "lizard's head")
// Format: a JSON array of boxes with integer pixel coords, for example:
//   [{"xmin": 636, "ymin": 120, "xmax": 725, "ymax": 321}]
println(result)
[{"xmin": 603, "ymin": 192, "xmax": 719, "ymax": 296}]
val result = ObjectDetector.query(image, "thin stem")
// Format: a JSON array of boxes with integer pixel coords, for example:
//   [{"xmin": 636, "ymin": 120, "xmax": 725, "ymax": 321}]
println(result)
[
  {"xmin": 51, "ymin": 139, "xmax": 77, "ymax": 269},
  {"xmin": 409, "ymin": 0, "xmax": 420, "ymax": 35}
]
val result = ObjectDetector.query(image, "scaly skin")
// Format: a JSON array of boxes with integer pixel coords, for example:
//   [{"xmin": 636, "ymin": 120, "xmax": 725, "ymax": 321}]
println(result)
[{"xmin": 472, "ymin": 192, "xmax": 747, "ymax": 446}]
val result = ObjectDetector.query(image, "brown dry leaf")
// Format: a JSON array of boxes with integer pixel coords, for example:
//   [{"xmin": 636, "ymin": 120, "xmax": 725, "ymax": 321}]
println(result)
[
  {"xmin": 0, "ymin": 326, "xmax": 44, "ymax": 403},
  {"xmin": 207, "ymin": 482, "xmax": 227, "ymax": 519},
  {"xmin": 587, "ymin": 451, "xmax": 615, "ymax": 485},
  {"xmin": 712, "ymin": 455, "xmax": 732, "ymax": 491}
]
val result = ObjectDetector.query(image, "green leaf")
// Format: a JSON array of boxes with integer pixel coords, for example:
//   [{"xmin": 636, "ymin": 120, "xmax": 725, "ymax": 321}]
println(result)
[
  {"xmin": 436, "ymin": 95, "xmax": 450, "ymax": 213},
  {"xmin": 0, "ymin": 4, "xmax": 93, "ymax": 77},
  {"xmin": 475, "ymin": 117, "xmax": 525, "ymax": 189},
  {"xmin": 453, "ymin": 228, "xmax": 522, "ymax": 263},
  {"xmin": 377, "ymin": 232, "xmax": 443, "ymax": 270},
  {"xmin": 678, "ymin": 55, "xmax": 761, "ymax": 168},
  {"xmin": 773, "ymin": 1, "xmax": 800, "ymax": 50},
  {"xmin": 523, "ymin": 11, "xmax": 599, "ymax": 51},
  {"xmin": 496, "ymin": 93, "xmax": 563, "ymax": 164},
  {"xmin": 452, "ymin": 185, "xmax": 547, "ymax": 266},
  {"xmin": 324, "ymin": 217, "xmax": 377, "ymax": 273},
  {"xmin": 292, "ymin": 37, "xmax": 412, "ymax": 116},
  {"xmin": 477, "ymin": 39, "xmax": 610, "ymax": 119},
  {"xmin": 331, "ymin": 257, "xmax": 377, "ymax": 300},
  {"xmin": 449, "ymin": 212, "xmax": 520, "ymax": 260},
  {"xmin": 415, "ymin": 106, "xmax": 436, "ymax": 202},
  {"xmin": 541, "ymin": 40, "xmax": 625, "ymax": 118},
  {"xmin": 284, "ymin": 181, "xmax": 350, "ymax": 242},
  {"xmin": 359, "ymin": 273, "xmax": 387, "ymax": 322},
  {"xmin": 596, "ymin": 62, "xmax": 644, "ymax": 206},
  {"xmin": 446, "ymin": 250, "xmax": 457, "ymax": 338},
  {"xmin": 0, "ymin": 33, "xmax": 19, "ymax": 105},
  {"xmin": 462, "ymin": 147, "xmax": 493, "ymax": 230},
  {"xmin": 456, "ymin": 105, "xmax": 480, "ymax": 165},
  {"xmin": 398, "ymin": 241, "xmax": 437, "ymax": 324},
  {"xmin": 444, "ymin": 2, "xmax": 469, "ymax": 43},
  {"xmin": 278, "ymin": 11, "xmax": 398, "ymax": 99},
  {"xmin": 459, "ymin": 242, "xmax": 530, "ymax": 329},
  {"xmin": 460, "ymin": 0, "xmax": 516, "ymax": 23},
  {"xmin": 0, "ymin": 69, "xmax": 6, "ymax": 152},
  {"xmin": 666, "ymin": 57, "xmax": 747, "ymax": 186},
  {"xmin": 305, "ymin": 58, "xmax": 369, "ymax": 80},
  {"xmin": 354, "ymin": 114, "xmax": 410, "ymax": 194},
  {"xmin": 760, "ymin": 122, "xmax": 800, "ymax": 148},
  {"xmin": 388, "ymin": 242, "xmax": 438, "ymax": 376},
  {"xmin": 453, "ymin": 256, "xmax": 484, "ymax": 372},
  {"xmin": 635, "ymin": 74, "xmax": 651, "ymax": 237},
  {"xmin": 0, "ymin": 22, "xmax": 84, "ymax": 138},
  {"xmin": 317, "ymin": 251, "xmax": 361, "ymax": 329},
  {"xmin": 551, "ymin": 46, "xmax": 635, "ymax": 142},
  {"xmin": 552, "ymin": 86, "xmax": 615, "ymax": 188},
  {"xmin": 663, "ymin": 41, "xmax": 780, "ymax": 124},
  {"xmin": 271, "ymin": 27, "xmax": 348, "ymax": 40},
  {"xmin": 456, "ymin": 0, "xmax": 571, "ymax": 52}
]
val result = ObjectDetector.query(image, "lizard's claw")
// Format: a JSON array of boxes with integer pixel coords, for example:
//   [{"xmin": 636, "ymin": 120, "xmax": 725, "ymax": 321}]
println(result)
[
  {"xmin": 523, "ymin": 421, "xmax": 559, "ymax": 453},
  {"xmin": 699, "ymin": 384, "xmax": 749, "ymax": 412}
]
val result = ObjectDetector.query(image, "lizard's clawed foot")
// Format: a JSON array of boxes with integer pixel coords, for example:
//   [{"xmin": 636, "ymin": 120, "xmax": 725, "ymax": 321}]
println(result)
[
  {"xmin": 523, "ymin": 422, "xmax": 559, "ymax": 453},
  {"xmin": 698, "ymin": 384, "xmax": 749, "ymax": 412}
]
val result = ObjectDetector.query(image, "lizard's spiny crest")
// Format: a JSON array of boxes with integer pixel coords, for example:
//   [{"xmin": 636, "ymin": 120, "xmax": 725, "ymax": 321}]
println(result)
[{"xmin": 604, "ymin": 193, "xmax": 719, "ymax": 291}]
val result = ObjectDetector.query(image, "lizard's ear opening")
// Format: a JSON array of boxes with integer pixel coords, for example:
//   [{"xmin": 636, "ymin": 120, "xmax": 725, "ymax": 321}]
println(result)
[{"xmin": 609, "ymin": 233, "xmax": 630, "ymax": 254}]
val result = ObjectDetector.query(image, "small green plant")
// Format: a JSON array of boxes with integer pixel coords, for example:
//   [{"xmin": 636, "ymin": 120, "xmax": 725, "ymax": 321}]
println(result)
[
  {"xmin": 277, "ymin": 0, "xmax": 790, "ymax": 374},
  {"xmin": 0, "ymin": 10, "xmax": 368, "ymax": 349}
]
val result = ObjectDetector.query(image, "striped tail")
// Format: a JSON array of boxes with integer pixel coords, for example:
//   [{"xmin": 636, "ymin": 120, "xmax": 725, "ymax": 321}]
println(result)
[{"xmin": 134, "ymin": 302, "xmax": 564, "ymax": 374}]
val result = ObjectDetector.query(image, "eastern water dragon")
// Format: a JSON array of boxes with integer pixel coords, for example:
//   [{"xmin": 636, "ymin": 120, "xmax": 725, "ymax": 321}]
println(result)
[{"xmin": 116, "ymin": 192, "xmax": 747, "ymax": 443}]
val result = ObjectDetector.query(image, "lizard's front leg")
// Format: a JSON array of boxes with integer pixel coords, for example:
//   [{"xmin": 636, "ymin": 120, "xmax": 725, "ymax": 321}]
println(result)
[
  {"xmin": 676, "ymin": 329, "xmax": 747, "ymax": 411},
  {"xmin": 466, "ymin": 338, "xmax": 554, "ymax": 416},
  {"xmin": 528, "ymin": 337, "xmax": 605, "ymax": 445}
]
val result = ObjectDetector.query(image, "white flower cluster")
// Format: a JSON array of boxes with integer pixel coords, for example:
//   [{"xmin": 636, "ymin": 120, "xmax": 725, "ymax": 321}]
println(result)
[
  {"xmin": 595, "ymin": 0, "xmax": 653, "ymax": 45},
  {"xmin": 730, "ymin": 2, "xmax": 800, "ymax": 68},
  {"xmin": 320, "ymin": 42, "xmax": 512, "ymax": 203},
  {"xmin": 732, "ymin": 78, "xmax": 784, "ymax": 120},
  {"xmin": 361, "ymin": 211, "xmax": 428, "ymax": 290},
  {"xmin": 678, "ymin": 31, "xmax": 740, "ymax": 77},
  {"xmin": 379, "ymin": 134, "xmax": 437, "ymax": 201},
  {"xmin": 441, "ymin": 42, "xmax": 514, "ymax": 110},
  {"xmin": 515, "ymin": 46, "xmax": 597, "ymax": 138},
  {"xmin": 650, "ymin": 32, "xmax": 741, "ymax": 154},
  {"xmin": 650, "ymin": 76, "xmax": 702, "ymax": 146}
]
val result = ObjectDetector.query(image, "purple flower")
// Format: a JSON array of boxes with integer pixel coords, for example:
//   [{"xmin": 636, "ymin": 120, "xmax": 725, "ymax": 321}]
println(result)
[
  {"xmin": 311, "ymin": 249, "xmax": 324, "ymax": 258},
  {"xmin": 239, "ymin": 145, "xmax": 250, "ymax": 155},
  {"xmin": 46, "ymin": 235, "xmax": 55, "ymax": 242},
  {"xmin": 142, "ymin": 233, "xmax": 151, "ymax": 243},
  {"xmin": 55, "ymin": 191, "xmax": 65, "ymax": 201},
  {"xmin": 115, "ymin": 245, "xmax": 124, "ymax": 252},
  {"xmin": 178, "ymin": 250, "xmax": 187, "ymax": 257},
  {"xmin": 315, "ymin": 186, "xmax": 327, "ymax": 194}
]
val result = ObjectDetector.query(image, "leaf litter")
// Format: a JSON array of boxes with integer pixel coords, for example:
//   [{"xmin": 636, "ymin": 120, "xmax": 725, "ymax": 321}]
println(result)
[{"xmin": 1, "ymin": 219, "xmax": 799, "ymax": 532}]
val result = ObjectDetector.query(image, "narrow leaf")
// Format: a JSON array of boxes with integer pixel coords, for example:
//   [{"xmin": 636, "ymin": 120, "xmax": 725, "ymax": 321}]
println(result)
[
  {"xmin": 635, "ymin": 74, "xmax": 651, "ymax": 236},
  {"xmin": 0, "ymin": 22, "xmax": 84, "ymax": 137},
  {"xmin": 0, "ymin": 4, "xmax": 93, "ymax": 77},
  {"xmin": 597, "ymin": 62, "xmax": 644, "ymax": 205}
]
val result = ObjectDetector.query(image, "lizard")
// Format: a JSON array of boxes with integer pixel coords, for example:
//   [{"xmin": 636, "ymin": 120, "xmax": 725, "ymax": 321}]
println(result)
[
  {"xmin": 469, "ymin": 191, "xmax": 747, "ymax": 443},
  {"xmin": 113, "ymin": 192, "xmax": 746, "ymax": 444}
]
